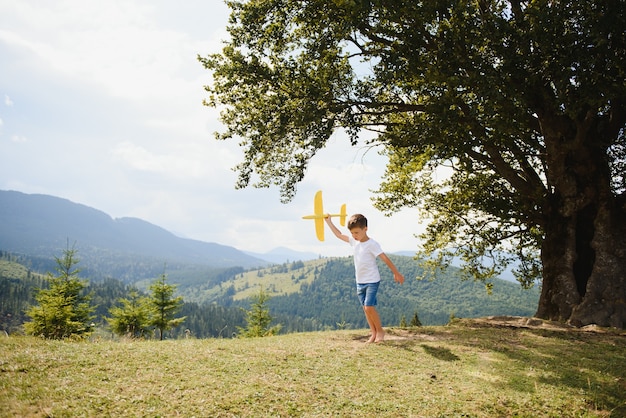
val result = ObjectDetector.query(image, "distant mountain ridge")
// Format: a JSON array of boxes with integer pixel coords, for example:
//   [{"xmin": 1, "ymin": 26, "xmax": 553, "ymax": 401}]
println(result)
[
  {"xmin": 0, "ymin": 190, "xmax": 267, "ymax": 271},
  {"xmin": 245, "ymin": 247, "xmax": 321, "ymax": 264}
]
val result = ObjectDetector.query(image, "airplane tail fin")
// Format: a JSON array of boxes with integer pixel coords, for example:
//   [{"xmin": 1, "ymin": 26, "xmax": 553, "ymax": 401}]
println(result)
[{"xmin": 339, "ymin": 204, "xmax": 347, "ymax": 226}]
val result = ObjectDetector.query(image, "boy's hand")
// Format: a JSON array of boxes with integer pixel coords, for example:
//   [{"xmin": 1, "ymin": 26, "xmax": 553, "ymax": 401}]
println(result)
[{"xmin": 394, "ymin": 272, "xmax": 405, "ymax": 285}]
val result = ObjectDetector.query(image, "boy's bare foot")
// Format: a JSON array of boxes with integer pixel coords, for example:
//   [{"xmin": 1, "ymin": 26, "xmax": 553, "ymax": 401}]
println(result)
[
  {"xmin": 374, "ymin": 332, "xmax": 385, "ymax": 343},
  {"xmin": 366, "ymin": 335, "xmax": 376, "ymax": 343}
]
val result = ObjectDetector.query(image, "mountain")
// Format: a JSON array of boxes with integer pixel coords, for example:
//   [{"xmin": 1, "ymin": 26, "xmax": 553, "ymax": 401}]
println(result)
[{"xmin": 0, "ymin": 190, "xmax": 267, "ymax": 274}]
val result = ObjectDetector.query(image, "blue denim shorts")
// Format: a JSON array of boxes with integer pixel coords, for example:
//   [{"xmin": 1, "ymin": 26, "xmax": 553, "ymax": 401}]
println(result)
[{"xmin": 356, "ymin": 281, "xmax": 380, "ymax": 307}]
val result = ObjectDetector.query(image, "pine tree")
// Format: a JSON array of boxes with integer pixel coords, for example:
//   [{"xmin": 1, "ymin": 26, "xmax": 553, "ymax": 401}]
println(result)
[
  {"xmin": 238, "ymin": 287, "xmax": 281, "ymax": 337},
  {"xmin": 410, "ymin": 311, "xmax": 422, "ymax": 327},
  {"xmin": 149, "ymin": 272, "xmax": 185, "ymax": 340},
  {"xmin": 399, "ymin": 315, "xmax": 407, "ymax": 328},
  {"xmin": 24, "ymin": 246, "xmax": 94, "ymax": 339},
  {"xmin": 106, "ymin": 290, "xmax": 152, "ymax": 338}
]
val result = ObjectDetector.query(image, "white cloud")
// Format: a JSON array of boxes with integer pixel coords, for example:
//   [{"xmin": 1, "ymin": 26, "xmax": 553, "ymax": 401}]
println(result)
[
  {"xmin": 0, "ymin": 0, "xmax": 424, "ymax": 258},
  {"xmin": 113, "ymin": 142, "xmax": 205, "ymax": 177},
  {"xmin": 10, "ymin": 135, "xmax": 28, "ymax": 143}
]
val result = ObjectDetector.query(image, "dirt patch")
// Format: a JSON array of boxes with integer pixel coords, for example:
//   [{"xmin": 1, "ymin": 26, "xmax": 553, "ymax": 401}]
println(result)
[
  {"xmin": 384, "ymin": 328, "xmax": 441, "ymax": 341},
  {"xmin": 453, "ymin": 316, "xmax": 626, "ymax": 336}
]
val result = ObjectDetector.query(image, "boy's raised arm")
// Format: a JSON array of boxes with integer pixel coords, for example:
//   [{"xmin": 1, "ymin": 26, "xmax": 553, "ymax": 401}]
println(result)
[{"xmin": 325, "ymin": 216, "xmax": 349, "ymax": 242}]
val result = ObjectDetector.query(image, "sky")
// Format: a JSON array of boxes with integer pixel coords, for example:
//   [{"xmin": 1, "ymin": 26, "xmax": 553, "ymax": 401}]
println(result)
[{"xmin": 0, "ymin": 0, "xmax": 425, "ymax": 258}]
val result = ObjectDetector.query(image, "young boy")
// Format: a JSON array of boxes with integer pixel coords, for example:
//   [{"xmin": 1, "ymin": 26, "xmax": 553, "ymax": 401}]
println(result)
[{"xmin": 325, "ymin": 213, "xmax": 404, "ymax": 343}]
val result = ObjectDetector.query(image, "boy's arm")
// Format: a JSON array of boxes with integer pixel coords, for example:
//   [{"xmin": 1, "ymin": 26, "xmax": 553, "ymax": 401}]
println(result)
[
  {"xmin": 378, "ymin": 253, "xmax": 405, "ymax": 284},
  {"xmin": 325, "ymin": 216, "xmax": 349, "ymax": 242}
]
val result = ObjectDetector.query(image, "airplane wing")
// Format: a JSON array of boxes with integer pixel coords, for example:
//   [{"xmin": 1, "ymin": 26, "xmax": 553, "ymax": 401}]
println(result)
[
  {"xmin": 339, "ymin": 203, "xmax": 346, "ymax": 226},
  {"xmin": 314, "ymin": 190, "xmax": 324, "ymax": 241}
]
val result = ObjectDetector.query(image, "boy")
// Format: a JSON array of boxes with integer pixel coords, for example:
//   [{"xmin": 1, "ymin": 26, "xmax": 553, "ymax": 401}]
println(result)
[{"xmin": 325, "ymin": 213, "xmax": 404, "ymax": 343}]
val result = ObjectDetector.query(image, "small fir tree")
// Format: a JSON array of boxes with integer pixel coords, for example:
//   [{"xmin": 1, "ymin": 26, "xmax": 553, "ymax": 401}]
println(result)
[
  {"xmin": 106, "ymin": 290, "xmax": 153, "ymax": 338},
  {"xmin": 237, "ymin": 287, "xmax": 281, "ymax": 337},
  {"xmin": 149, "ymin": 272, "xmax": 185, "ymax": 340},
  {"xmin": 24, "ymin": 246, "xmax": 95, "ymax": 339},
  {"xmin": 410, "ymin": 310, "xmax": 422, "ymax": 327}
]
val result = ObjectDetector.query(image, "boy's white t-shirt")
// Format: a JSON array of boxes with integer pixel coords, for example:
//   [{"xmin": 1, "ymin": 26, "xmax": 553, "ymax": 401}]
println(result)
[{"xmin": 348, "ymin": 236, "xmax": 384, "ymax": 284}]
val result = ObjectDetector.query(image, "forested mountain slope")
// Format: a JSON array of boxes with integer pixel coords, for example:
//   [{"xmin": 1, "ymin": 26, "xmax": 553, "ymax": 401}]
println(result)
[
  {"xmin": 180, "ymin": 256, "xmax": 540, "ymax": 328},
  {"xmin": 2, "ymin": 252, "xmax": 540, "ymax": 336}
]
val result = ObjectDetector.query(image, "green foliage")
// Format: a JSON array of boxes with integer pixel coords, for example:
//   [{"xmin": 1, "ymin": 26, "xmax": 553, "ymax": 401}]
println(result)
[
  {"xmin": 398, "ymin": 315, "xmax": 406, "ymax": 327},
  {"xmin": 237, "ymin": 287, "xmax": 281, "ymax": 337},
  {"xmin": 148, "ymin": 272, "xmax": 186, "ymax": 340},
  {"xmin": 410, "ymin": 310, "xmax": 422, "ymax": 327},
  {"xmin": 23, "ymin": 247, "xmax": 95, "ymax": 340},
  {"xmin": 0, "ymin": 254, "xmax": 47, "ymax": 334},
  {"xmin": 106, "ymin": 290, "xmax": 153, "ymax": 338}
]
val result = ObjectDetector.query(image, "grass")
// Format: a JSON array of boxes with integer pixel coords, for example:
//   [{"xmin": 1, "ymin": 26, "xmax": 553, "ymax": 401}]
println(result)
[{"xmin": 1, "ymin": 319, "xmax": 625, "ymax": 417}]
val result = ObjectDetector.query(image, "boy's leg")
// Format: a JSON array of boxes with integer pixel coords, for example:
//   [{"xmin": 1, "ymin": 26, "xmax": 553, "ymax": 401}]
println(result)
[
  {"xmin": 357, "ymin": 283, "xmax": 375, "ymax": 342},
  {"xmin": 360, "ymin": 282, "xmax": 383, "ymax": 342},
  {"xmin": 362, "ymin": 306, "xmax": 377, "ymax": 343},
  {"xmin": 364, "ymin": 306, "xmax": 384, "ymax": 342}
]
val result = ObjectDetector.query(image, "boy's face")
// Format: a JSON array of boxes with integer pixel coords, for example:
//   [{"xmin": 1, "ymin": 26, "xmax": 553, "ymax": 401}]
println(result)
[{"xmin": 349, "ymin": 226, "xmax": 368, "ymax": 242}]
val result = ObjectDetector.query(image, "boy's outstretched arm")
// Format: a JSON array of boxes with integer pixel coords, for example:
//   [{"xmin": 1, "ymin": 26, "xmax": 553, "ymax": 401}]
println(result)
[
  {"xmin": 325, "ymin": 216, "xmax": 349, "ymax": 242},
  {"xmin": 378, "ymin": 253, "xmax": 405, "ymax": 284}
]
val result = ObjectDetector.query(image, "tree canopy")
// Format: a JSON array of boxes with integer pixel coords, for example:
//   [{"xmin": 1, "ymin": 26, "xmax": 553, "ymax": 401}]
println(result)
[{"xmin": 200, "ymin": 1, "xmax": 626, "ymax": 328}]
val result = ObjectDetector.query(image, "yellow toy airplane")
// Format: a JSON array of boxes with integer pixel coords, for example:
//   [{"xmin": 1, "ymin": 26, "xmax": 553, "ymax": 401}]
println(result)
[{"xmin": 302, "ymin": 190, "xmax": 347, "ymax": 241}]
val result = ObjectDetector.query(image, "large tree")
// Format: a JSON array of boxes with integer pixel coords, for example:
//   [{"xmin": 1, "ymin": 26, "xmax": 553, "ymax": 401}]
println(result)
[{"xmin": 200, "ymin": 1, "xmax": 626, "ymax": 328}]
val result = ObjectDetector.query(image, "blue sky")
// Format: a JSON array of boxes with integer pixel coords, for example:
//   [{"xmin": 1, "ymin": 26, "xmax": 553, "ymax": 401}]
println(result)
[{"xmin": 0, "ymin": 0, "xmax": 424, "ymax": 257}]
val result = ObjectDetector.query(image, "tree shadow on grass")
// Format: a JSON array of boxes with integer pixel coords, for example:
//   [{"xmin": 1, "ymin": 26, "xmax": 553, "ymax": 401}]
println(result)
[
  {"xmin": 453, "ymin": 321, "xmax": 626, "ymax": 415},
  {"xmin": 420, "ymin": 344, "xmax": 460, "ymax": 361},
  {"xmin": 385, "ymin": 339, "xmax": 460, "ymax": 362}
]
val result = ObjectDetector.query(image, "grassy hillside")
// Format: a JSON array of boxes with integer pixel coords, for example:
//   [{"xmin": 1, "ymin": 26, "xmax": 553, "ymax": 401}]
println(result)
[
  {"xmin": 180, "ymin": 258, "xmax": 326, "ymax": 303},
  {"xmin": 1, "ymin": 319, "xmax": 624, "ymax": 417},
  {"xmin": 2, "ymin": 252, "xmax": 542, "ymax": 337},
  {"xmin": 180, "ymin": 256, "xmax": 541, "ymax": 329}
]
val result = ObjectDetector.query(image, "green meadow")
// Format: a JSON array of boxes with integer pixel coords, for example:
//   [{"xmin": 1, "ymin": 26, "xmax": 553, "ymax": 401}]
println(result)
[{"xmin": 1, "ymin": 319, "xmax": 624, "ymax": 417}]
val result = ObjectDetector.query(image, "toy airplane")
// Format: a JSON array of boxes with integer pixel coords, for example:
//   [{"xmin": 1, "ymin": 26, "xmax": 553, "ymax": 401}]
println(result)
[{"xmin": 302, "ymin": 190, "xmax": 347, "ymax": 241}]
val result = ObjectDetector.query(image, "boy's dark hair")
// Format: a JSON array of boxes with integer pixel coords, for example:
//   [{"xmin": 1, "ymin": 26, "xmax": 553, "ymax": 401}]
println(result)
[{"xmin": 347, "ymin": 214, "xmax": 367, "ymax": 230}]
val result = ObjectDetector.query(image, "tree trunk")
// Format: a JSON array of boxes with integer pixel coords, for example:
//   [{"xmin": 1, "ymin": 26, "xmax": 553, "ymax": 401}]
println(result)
[
  {"xmin": 569, "ymin": 199, "xmax": 626, "ymax": 328},
  {"xmin": 537, "ymin": 199, "xmax": 626, "ymax": 328},
  {"xmin": 536, "ymin": 116, "xmax": 626, "ymax": 328}
]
